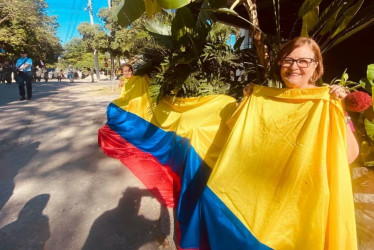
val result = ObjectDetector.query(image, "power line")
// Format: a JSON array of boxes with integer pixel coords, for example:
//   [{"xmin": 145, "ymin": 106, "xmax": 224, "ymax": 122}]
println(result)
[
  {"xmin": 64, "ymin": 0, "xmax": 77, "ymax": 43},
  {"xmin": 68, "ymin": 0, "xmax": 85, "ymax": 41}
]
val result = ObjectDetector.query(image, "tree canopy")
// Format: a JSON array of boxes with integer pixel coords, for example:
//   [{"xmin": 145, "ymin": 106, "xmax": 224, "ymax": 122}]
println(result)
[{"xmin": 0, "ymin": 0, "xmax": 63, "ymax": 62}]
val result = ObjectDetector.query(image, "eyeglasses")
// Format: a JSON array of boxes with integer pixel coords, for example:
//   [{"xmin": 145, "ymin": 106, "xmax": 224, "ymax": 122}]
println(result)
[{"xmin": 281, "ymin": 57, "xmax": 317, "ymax": 68}]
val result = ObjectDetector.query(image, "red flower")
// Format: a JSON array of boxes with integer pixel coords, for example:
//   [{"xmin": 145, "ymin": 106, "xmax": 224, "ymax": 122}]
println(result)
[{"xmin": 345, "ymin": 91, "xmax": 372, "ymax": 112}]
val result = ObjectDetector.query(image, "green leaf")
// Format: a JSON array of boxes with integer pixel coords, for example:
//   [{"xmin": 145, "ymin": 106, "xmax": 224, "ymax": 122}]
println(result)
[
  {"xmin": 195, "ymin": 0, "xmax": 215, "ymax": 42},
  {"xmin": 330, "ymin": 17, "xmax": 374, "ymax": 51},
  {"xmin": 156, "ymin": 0, "xmax": 191, "ymax": 9},
  {"xmin": 144, "ymin": 19, "xmax": 171, "ymax": 35},
  {"xmin": 145, "ymin": 0, "xmax": 162, "ymax": 18},
  {"xmin": 208, "ymin": 0, "xmax": 227, "ymax": 8},
  {"xmin": 210, "ymin": 7, "xmax": 239, "ymax": 16},
  {"xmin": 361, "ymin": 140, "xmax": 370, "ymax": 159},
  {"xmin": 301, "ymin": 7, "xmax": 319, "ymax": 37},
  {"xmin": 149, "ymin": 32, "xmax": 175, "ymax": 49},
  {"xmin": 171, "ymin": 6, "xmax": 199, "ymax": 53},
  {"xmin": 339, "ymin": 69, "xmax": 348, "ymax": 86},
  {"xmin": 331, "ymin": 0, "xmax": 364, "ymax": 38},
  {"xmin": 364, "ymin": 118, "xmax": 374, "ymax": 140},
  {"xmin": 360, "ymin": 78, "xmax": 372, "ymax": 94},
  {"xmin": 367, "ymin": 64, "xmax": 374, "ymax": 85},
  {"xmin": 233, "ymin": 36, "xmax": 245, "ymax": 51},
  {"xmin": 114, "ymin": 0, "xmax": 146, "ymax": 27},
  {"xmin": 319, "ymin": 5, "xmax": 344, "ymax": 35},
  {"xmin": 298, "ymin": 0, "xmax": 322, "ymax": 18}
]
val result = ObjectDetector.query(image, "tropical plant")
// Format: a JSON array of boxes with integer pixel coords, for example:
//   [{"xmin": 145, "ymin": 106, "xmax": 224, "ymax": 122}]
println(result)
[
  {"xmin": 331, "ymin": 64, "xmax": 374, "ymax": 166},
  {"xmin": 299, "ymin": 0, "xmax": 374, "ymax": 53},
  {"xmin": 113, "ymin": 0, "xmax": 374, "ymax": 98}
]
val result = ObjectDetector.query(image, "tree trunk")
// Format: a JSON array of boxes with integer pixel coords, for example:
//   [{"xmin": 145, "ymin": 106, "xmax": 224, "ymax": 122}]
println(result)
[{"xmin": 243, "ymin": 0, "xmax": 269, "ymax": 81}]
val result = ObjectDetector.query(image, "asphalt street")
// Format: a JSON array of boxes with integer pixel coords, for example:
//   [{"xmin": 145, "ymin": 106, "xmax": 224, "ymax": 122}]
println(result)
[{"xmin": 0, "ymin": 78, "xmax": 175, "ymax": 250}]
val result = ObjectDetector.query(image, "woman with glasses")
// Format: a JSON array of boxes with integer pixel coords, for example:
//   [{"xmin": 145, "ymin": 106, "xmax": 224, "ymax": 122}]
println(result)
[
  {"xmin": 280, "ymin": 37, "xmax": 359, "ymax": 162},
  {"xmin": 245, "ymin": 37, "xmax": 359, "ymax": 163},
  {"xmin": 200, "ymin": 37, "xmax": 360, "ymax": 249},
  {"xmin": 119, "ymin": 63, "xmax": 133, "ymax": 95}
]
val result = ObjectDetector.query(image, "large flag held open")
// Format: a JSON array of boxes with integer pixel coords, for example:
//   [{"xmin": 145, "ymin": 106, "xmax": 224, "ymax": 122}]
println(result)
[{"xmin": 98, "ymin": 75, "xmax": 357, "ymax": 249}]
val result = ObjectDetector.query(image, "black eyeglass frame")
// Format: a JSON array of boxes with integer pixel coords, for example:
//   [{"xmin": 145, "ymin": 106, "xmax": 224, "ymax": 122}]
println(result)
[{"xmin": 281, "ymin": 57, "xmax": 318, "ymax": 68}]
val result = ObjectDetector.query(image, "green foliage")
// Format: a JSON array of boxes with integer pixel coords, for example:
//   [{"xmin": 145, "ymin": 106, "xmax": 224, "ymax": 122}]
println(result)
[
  {"xmin": 147, "ymin": 20, "xmax": 251, "ymax": 101},
  {"xmin": 111, "ymin": 0, "xmax": 374, "ymax": 99},
  {"xmin": 113, "ymin": 0, "xmax": 146, "ymax": 27},
  {"xmin": 113, "ymin": 0, "xmax": 192, "ymax": 27},
  {"xmin": 77, "ymin": 22, "xmax": 109, "ymax": 52},
  {"xmin": 330, "ymin": 64, "xmax": 374, "ymax": 166},
  {"xmin": 60, "ymin": 38, "xmax": 107, "ymax": 71},
  {"xmin": 331, "ymin": 64, "xmax": 374, "ymax": 95},
  {"xmin": 0, "ymin": 0, "xmax": 62, "ymax": 62},
  {"xmin": 301, "ymin": 0, "xmax": 374, "ymax": 53}
]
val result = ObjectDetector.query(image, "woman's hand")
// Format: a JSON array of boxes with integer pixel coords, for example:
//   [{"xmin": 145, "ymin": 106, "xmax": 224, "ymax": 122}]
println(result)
[
  {"xmin": 329, "ymin": 85, "xmax": 349, "ymax": 100},
  {"xmin": 243, "ymin": 83, "xmax": 255, "ymax": 96}
]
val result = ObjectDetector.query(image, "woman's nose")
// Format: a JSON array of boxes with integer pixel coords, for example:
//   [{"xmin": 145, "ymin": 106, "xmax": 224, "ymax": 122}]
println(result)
[{"xmin": 290, "ymin": 61, "xmax": 299, "ymax": 69}]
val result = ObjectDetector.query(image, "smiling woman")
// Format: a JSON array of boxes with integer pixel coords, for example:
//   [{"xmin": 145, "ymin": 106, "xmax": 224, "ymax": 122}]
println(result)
[
  {"xmin": 256, "ymin": 37, "xmax": 359, "ymax": 164},
  {"xmin": 276, "ymin": 37, "xmax": 323, "ymax": 89}
]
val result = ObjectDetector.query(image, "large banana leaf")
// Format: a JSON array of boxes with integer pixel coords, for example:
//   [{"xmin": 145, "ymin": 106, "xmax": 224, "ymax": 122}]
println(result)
[
  {"xmin": 144, "ymin": 19, "xmax": 172, "ymax": 35},
  {"xmin": 195, "ymin": 0, "xmax": 216, "ymax": 41},
  {"xmin": 145, "ymin": 0, "xmax": 162, "ymax": 18},
  {"xmin": 318, "ymin": 5, "xmax": 344, "ymax": 35},
  {"xmin": 113, "ymin": 0, "xmax": 146, "ymax": 27},
  {"xmin": 329, "ymin": 16, "xmax": 374, "ymax": 51},
  {"xmin": 172, "ymin": 6, "xmax": 200, "ymax": 54},
  {"xmin": 157, "ymin": 0, "xmax": 192, "ymax": 9},
  {"xmin": 298, "ymin": 0, "xmax": 322, "ymax": 18},
  {"xmin": 331, "ymin": 0, "xmax": 364, "ymax": 38},
  {"xmin": 301, "ymin": 7, "xmax": 319, "ymax": 37},
  {"xmin": 144, "ymin": 19, "xmax": 174, "ymax": 49},
  {"xmin": 114, "ymin": 0, "xmax": 194, "ymax": 27}
]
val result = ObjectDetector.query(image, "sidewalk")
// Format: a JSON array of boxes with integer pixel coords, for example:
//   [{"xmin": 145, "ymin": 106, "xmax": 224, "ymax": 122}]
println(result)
[{"xmin": 0, "ymin": 79, "xmax": 176, "ymax": 250}]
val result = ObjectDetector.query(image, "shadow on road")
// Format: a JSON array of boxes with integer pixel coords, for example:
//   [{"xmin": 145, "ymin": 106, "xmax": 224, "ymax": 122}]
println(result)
[
  {"xmin": 0, "ymin": 141, "xmax": 40, "ymax": 211},
  {"xmin": 82, "ymin": 187, "xmax": 170, "ymax": 250},
  {"xmin": 0, "ymin": 81, "xmax": 83, "ymax": 106},
  {"xmin": 0, "ymin": 194, "xmax": 50, "ymax": 250}
]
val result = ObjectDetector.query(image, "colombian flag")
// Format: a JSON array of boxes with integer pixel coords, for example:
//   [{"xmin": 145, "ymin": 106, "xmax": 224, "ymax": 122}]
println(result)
[
  {"xmin": 98, "ymin": 76, "xmax": 357, "ymax": 249},
  {"xmin": 98, "ymin": 75, "xmax": 237, "ymax": 248}
]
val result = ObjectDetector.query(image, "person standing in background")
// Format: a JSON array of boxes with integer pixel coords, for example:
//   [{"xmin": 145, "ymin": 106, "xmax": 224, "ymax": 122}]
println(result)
[
  {"xmin": 118, "ymin": 63, "xmax": 133, "ymax": 90},
  {"xmin": 16, "ymin": 50, "xmax": 33, "ymax": 100},
  {"xmin": 34, "ymin": 65, "xmax": 42, "ymax": 82},
  {"xmin": 67, "ymin": 65, "xmax": 75, "ymax": 83},
  {"xmin": 2, "ymin": 61, "xmax": 13, "ymax": 84}
]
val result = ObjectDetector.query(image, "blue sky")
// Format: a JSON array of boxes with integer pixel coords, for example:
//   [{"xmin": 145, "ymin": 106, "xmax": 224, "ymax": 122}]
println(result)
[{"xmin": 45, "ymin": 0, "xmax": 108, "ymax": 45}]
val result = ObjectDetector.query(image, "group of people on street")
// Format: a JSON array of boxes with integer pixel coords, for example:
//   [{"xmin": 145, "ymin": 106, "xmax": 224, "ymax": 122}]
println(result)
[{"xmin": 11, "ymin": 50, "xmax": 101, "ymax": 101}]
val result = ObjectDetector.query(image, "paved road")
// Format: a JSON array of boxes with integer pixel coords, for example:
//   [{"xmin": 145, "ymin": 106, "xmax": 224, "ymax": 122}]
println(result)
[{"xmin": 0, "ymin": 79, "xmax": 175, "ymax": 250}]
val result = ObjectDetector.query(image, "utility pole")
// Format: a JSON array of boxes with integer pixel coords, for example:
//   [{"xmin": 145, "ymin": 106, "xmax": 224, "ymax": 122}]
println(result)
[
  {"xmin": 107, "ymin": 0, "xmax": 115, "ymax": 82},
  {"xmin": 88, "ymin": 0, "xmax": 100, "ymax": 81}
]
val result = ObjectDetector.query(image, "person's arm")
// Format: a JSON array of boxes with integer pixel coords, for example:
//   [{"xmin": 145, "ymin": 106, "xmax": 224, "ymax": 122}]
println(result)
[
  {"xmin": 18, "ymin": 58, "xmax": 32, "ymax": 70},
  {"xmin": 346, "ymin": 118, "xmax": 359, "ymax": 164},
  {"xmin": 119, "ymin": 77, "xmax": 124, "ymax": 88},
  {"xmin": 243, "ymin": 83, "xmax": 255, "ymax": 96},
  {"xmin": 329, "ymin": 85, "xmax": 360, "ymax": 163}
]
